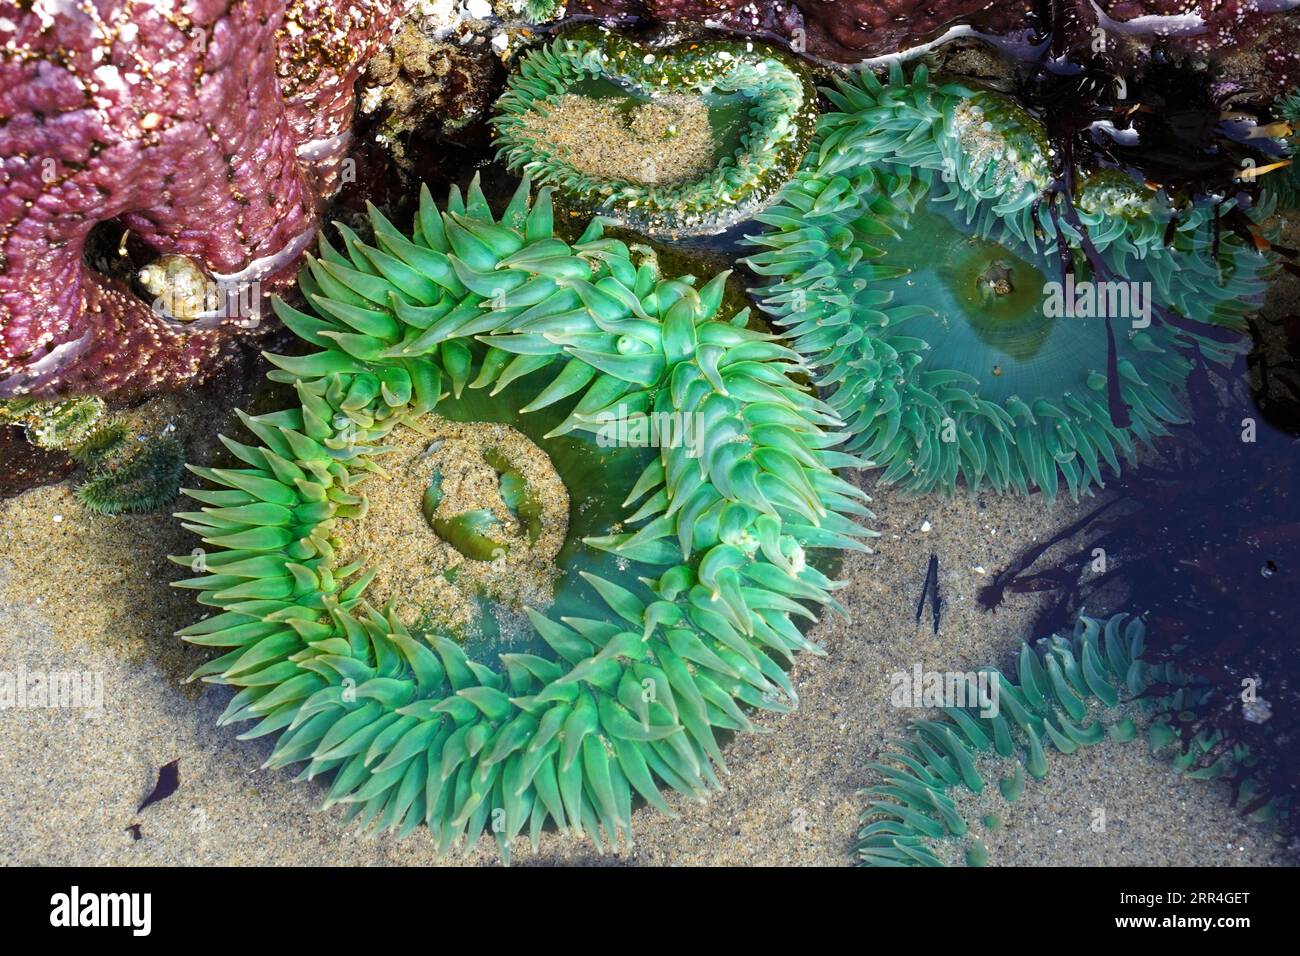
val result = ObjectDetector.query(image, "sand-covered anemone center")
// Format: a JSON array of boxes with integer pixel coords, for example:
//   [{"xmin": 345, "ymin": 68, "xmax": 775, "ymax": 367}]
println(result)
[
  {"xmin": 523, "ymin": 91, "xmax": 717, "ymax": 186},
  {"xmin": 338, "ymin": 416, "xmax": 568, "ymax": 638},
  {"xmin": 492, "ymin": 28, "xmax": 817, "ymax": 237}
]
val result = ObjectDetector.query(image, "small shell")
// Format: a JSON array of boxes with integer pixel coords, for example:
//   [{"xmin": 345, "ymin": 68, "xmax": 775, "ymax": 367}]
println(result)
[{"xmin": 137, "ymin": 254, "xmax": 213, "ymax": 321}]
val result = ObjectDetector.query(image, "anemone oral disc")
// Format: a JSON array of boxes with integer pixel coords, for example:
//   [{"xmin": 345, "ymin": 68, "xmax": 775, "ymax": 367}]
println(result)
[
  {"xmin": 744, "ymin": 65, "xmax": 1277, "ymax": 500},
  {"xmin": 493, "ymin": 28, "xmax": 818, "ymax": 238}
]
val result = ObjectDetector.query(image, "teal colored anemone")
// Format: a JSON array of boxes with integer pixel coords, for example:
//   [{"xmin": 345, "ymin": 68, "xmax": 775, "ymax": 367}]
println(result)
[
  {"xmin": 492, "ymin": 28, "xmax": 818, "ymax": 238},
  {"xmin": 857, "ymin": 612, "xmax": 1280, "ymax": 867},
  {"xmin": 173, "ymin": 175, "xmax": 874, "ymax": 859},
  {"xmin": 744, "ymin": 65, "xmax": 1276, "ymax": 500}
]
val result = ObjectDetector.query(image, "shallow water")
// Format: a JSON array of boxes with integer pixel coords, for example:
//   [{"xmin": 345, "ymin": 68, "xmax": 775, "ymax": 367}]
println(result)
[{"xmin": 2, "ymin": 21, "xmax": 1298, "ymax": 870}]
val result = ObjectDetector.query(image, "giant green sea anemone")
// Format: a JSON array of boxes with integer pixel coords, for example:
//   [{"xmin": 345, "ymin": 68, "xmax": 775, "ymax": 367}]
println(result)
[
  {"xmin": 492, "ymin": 28, "xmax": 817, "ymax": 238},
  {"xmin": 744, "ymin": 65, "xmax": 1276, "ymax": 500},
  {"xmin": 173, "ymin": 175, "xmax": 873, "ymax": 858},
  {"xmin": 857, "ymin": 612, "xmax": 1280, "ymax": 867}
]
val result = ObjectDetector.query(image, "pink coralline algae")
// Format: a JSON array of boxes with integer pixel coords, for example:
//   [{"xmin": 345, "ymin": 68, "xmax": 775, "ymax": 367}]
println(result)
[
  {"xmin": 572, "ymin": 1, "xmax": 1300, "ymax": 75},
  {"xmin": 0, "ymin": 0, "xmax": 406, "ymax": 398}
]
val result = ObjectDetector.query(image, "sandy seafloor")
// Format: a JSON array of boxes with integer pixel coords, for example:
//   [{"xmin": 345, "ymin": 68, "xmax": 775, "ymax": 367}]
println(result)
[{"xmin": 0, "ymin": 386, "xmax": 1290, "ymax": 867}]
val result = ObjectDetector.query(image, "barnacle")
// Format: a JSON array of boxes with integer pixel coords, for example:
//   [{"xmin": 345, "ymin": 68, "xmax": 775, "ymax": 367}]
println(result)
[
  {"xmin": 857, "ymin": 613, "xmax": 1281, "ymax": 867},
  {"xmin": 492, "ymin": 28, "xmax": 818, "ymax": 238},
  {"xmin": 173, "ymin": 175, "xmax": 874, "ymax": 859},
  {"xmin": 744, "ymin": 65, "xmax": 1276, "ymax": 500}
]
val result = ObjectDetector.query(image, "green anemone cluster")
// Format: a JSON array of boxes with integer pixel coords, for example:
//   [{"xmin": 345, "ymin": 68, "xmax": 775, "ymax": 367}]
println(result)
[
  {"xmin": 1, "ymin": 396, "xmax": 109, "ymax": 453},
  {"xmin": 522, "ymin": 0, "xmax": 566, "ymax": 24},
  {"xmin": 857, "ymin": 612, "xmax": 1280, "ymax": 867},
  {"xmin": 1, "ymin": 396, "xmax": 184, "ymax": 514},
  {"xmin": 173, "ymin": 175, "xmax": 874, "ymax": 858},
  {"xmin": 744, "ymin": 65, "xmax": 1276, "ymax": 500},
  {"xmin": 493, "ymin": 28, "xmax": 817, "ymax": 238}
]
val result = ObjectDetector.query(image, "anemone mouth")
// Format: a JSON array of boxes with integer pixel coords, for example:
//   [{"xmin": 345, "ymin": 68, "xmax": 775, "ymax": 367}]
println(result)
[
  {"xmin": 911, "ymin": 207, "xmax": 1057, "ymax": 374},
  {"xmin": 744, "ymin": 64, "xmax": 1277, "ymax": 500},
  {"xmin": 874, "ymin": 199, "xmax": 1136, "ymax": 405},
  {"xmin": 337, "ymin": 415, "xmax": 571, "ymax": 646},
  {"xmin": 173, "ymin": 175, "xmax": 872, "ymax": 859},
  {"xmin": 339, "ymin": 381, "xmax": 657, "ymax": 664},
  {"xmin": 492, "ymin": 27, "xmax": 818, "ymax": 238}
]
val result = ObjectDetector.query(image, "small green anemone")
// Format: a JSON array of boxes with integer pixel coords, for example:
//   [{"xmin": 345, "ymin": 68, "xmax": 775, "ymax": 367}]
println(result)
[
  {"xmin": 1, "ymin": 396, "xmax": 183, "ymax": 514},
  {"xmin": 492, "ymin": 28, "xmax": 818, "ymax": 238},
  {"xmin": 0, "ymin": 396, "xmax": 108, "ymax": 452},
  {"xmin": 173, "ymin": 175, "xmax": 874, "ymax": 858},
  {"xmin": 1267, "ymin": 89, "xmax": 1300, "ymax": 209},
  {"xmin": 857, "ymin": 612, "xmax": 1281, "ymax": 867},
  {"xmin": 522, "ymin": 0, "xmax": 566, "ymax": 24},
  {"xmin": 744, "ymin": 65, "xmax": 1276, "ymax": 500},
  {"xmin": 78, "ymin": 433, "xmax": 185, "ymax": 516}
]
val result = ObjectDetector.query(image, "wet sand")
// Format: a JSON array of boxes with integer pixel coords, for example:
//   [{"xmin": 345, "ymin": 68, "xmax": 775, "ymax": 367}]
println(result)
[{"xmin": 0, "ymin": 413, "xmax": 1289, "ymax": 865}]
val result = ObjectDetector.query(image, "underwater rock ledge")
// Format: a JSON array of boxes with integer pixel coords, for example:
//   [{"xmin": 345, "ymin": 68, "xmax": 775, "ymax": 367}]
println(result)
[{"xmin": 568, "ymin": 0, "xmax": 1300, "ymax": 85}]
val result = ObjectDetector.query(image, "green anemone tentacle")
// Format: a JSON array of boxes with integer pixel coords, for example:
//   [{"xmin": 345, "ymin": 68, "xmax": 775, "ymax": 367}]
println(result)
[
  {"xmin": 1266, "ymin": 89, "xmax": 1300, "ymax": 209},
  {"xmin": 744, "ymin": 64, "xmax": 1277, "ymax": 500},
  {"xmin": 857, "ymin": 612, "xmax": 1283, "ymax": 867},
  {"xmin": 492, "ymin": 28, "xmax": 818, "ymax": 238},
  {"xmin": 1, "ymin": 396, "xmax": 108, "ymax": 451},
  {"xmin": 173, "ymin": 175, "xmax": 875, "ymax": 859}
]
